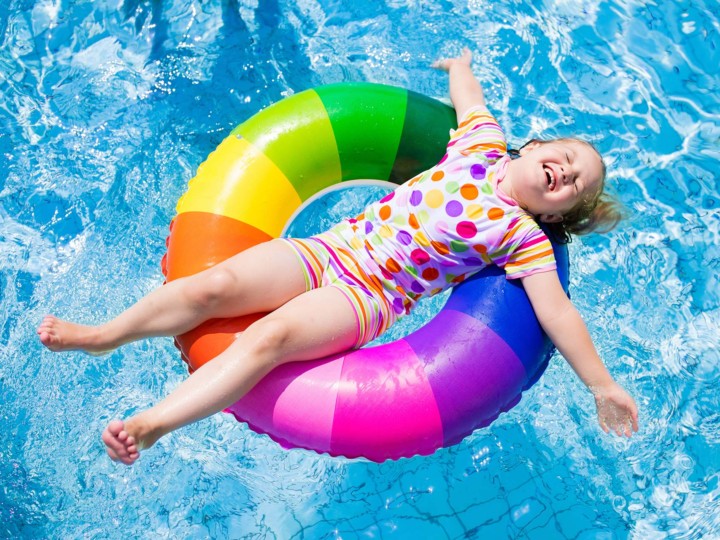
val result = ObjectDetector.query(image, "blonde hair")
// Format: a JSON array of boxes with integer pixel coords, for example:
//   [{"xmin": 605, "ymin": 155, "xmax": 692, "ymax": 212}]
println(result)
[{"xmin": 510, "ymin": 138, "xmax": 625, "ymax": 243}]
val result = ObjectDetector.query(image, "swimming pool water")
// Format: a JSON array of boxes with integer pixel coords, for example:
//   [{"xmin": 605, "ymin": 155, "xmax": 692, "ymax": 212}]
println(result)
[{"xmin": 1, "ymin": 0, "xmax": 719, "ymax": 538}]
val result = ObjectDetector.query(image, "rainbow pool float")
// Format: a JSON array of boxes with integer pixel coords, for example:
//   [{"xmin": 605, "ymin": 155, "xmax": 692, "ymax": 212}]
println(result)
[{"xmin": 162, "ymin": 83, "xmax": 569, "ymax": 461}]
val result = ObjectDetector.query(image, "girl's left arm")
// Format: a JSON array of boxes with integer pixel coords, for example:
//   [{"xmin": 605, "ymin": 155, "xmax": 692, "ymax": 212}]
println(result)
[
  {"xmin": 521, "ymin": 270, "xmax": 639, "ymax": 437},
  {"xmin": 432, "ymin": 48, "xmax": 487, "ymax": 122}
]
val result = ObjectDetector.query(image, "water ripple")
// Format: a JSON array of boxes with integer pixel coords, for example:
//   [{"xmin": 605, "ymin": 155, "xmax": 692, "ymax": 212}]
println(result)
[{"xmin": 2, "ymin": 0, "xmax": 720, "ymax": 538}]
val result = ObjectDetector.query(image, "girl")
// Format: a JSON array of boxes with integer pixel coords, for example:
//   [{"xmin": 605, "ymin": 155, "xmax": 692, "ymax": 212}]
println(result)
[{"xmin": 38, "ymin": 49, "xmax": 639, "ymax": 465}]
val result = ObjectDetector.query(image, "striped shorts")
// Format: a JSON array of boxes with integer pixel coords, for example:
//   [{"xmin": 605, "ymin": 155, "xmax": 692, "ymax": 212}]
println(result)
[{"xmin": 280, "ymin": 231, "xmax": 399, "ymax": 349}]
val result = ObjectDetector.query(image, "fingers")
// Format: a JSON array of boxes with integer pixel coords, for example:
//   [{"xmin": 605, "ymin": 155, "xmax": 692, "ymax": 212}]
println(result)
[
  {"xmin": 631, "ymin": 405, "xmax": 640, "ymax": 433},
  {"xmin": 601, "ymin": 416, "xmax": 636, "ymax": 438},
  {"xmin": 599, "ymin": 408, "xmax": 638, "ymax": 438}
]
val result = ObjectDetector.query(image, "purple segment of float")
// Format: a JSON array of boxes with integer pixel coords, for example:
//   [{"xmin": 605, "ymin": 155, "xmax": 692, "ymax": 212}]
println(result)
[
  {"xmin": 330, "ymin": 339, "xmax": 443, "ymax": 461},
  {"xmin": 226, "ymin": 357, "xmax": 343, "ymax": 454},
  {"xmin": 404, "ymin": 309, "xmax": 528, "ymax": 446}
]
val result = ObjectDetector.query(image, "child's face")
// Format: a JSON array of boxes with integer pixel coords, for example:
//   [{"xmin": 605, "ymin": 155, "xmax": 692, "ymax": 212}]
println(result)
[{"xmin": 505, "ymin": 140, "xmax": 604, "ymax": 222}]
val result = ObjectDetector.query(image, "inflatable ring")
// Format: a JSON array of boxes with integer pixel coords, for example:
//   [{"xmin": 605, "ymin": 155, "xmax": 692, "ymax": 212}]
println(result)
[{"xmin": 162, "ymin": 83, "xmax": 569, "ymax": 461}]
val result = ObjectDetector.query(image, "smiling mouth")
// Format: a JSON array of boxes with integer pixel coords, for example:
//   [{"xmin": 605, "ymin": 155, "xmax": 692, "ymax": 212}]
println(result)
[{"xmin": 544, "ymin": 166, "xmax": 556, "ymax": 191}]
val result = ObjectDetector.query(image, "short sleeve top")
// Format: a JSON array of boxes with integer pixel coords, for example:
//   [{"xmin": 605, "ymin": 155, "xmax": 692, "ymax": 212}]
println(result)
[{"xmin": 332, "ymin": 106, "xmax": 557, "ymax": 315}]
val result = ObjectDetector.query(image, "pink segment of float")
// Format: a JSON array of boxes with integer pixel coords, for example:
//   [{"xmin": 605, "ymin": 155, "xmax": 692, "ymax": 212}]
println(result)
[
  {"xmin": 330, "ymin": 340, "xmax": 443, "ymax": 461},
  {"xmin": 226, "ymin": 358, "xmax": 343, "ymax": 454},
  {"xmin": 225, "ymin": 339, "xmax": 443, "ymax": 460}
]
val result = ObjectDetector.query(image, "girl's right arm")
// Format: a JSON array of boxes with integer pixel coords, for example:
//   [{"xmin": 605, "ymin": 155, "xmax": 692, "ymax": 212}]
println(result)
[
  {"xmin": 521, "ymin": 270, "xmax": 639, "ymax": 437},
  {"xmin": 432, "ymin": 48, "xmax": 487, "ymax": 121}
]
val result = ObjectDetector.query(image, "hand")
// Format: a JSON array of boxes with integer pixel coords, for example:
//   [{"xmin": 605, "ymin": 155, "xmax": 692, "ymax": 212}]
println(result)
[
  {"xmin": 432, "ymin": 47, "xmax": 472, "ymax": 72},
  {"xmin": 591, "ymin": 382, "xmax": 639, "ymax": 437}
]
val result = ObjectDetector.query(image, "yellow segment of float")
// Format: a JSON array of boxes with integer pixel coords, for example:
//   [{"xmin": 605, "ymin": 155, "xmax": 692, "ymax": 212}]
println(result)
[{"xmin": 176, "ymin": 136, "xmax": 302, "ymax": 237}]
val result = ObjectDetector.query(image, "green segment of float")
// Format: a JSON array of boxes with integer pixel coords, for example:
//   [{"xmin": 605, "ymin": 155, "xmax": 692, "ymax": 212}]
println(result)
[
  {"xmin": 315, "ymin": 83, "xmax": 408, "ymax": 183},
  {"xmin": 230, "ymin": 83, "xmax": 456, "ymax": 199},
  {"xmin": 394, "ymin": 91, "xmax": 456, "ymax": 181},
  {"xmin": 232, "ymin": 89, "xmax": 341, "ymax": 202}
]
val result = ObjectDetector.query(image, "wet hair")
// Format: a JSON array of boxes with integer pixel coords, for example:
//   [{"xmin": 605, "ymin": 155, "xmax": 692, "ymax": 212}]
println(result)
[{"xmin": 508, "ymin": 138, "xmax": 624, "ymax": 244}]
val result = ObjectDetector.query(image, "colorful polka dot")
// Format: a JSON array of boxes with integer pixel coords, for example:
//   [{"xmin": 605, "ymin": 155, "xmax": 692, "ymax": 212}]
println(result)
[
  {"xmin": 431, "ymin": 170, "xmax": 444, "ymax": 181},
  {"xmin": 410, "ymin": 281, "xmax": 425, "ymax": 293},
  {"xmin": 431, "ymin": 241, "xmax": 450, "ymax": 255},
  {"xmin": 380, "ymin": 191, "xmax": 395, "ymax": 204},
  {"xmin": 470, "ymin": 163, "xmax": 486, "ymax": 179},
  {"xmin": 414, "ymin": 231, "xmax": 430, "ymax": 247},
  {"xmin": 445, "ymin": 181, "xmax": 459, "ymax": 194},
  {"xmin": 426, "ymin": 189, "xmax": 444, "ymax": 208},
  {"xmin": 379, "ymin": 205, "xmax": 391, "ymax": 220},
  {"xmin": 404, "ymin": 266, "xmax": 418, "ymax": 278},
  {"xmin": 364, "ymin": 221, "xmax": 373, "ymax": 234},
  {"xmin": 380, "ymin": 224, "xmax": 393, "ymax": 238},
  {"xmin": 445, "ymin": 200, "xmax": 463, "ymax": 217},
  {"xmin": 396, "ymin": 230, "xmax": 412, "ymax": 245},
  {"xmin": 411, "ymin": 249, "xmax": 430, "ymax": 265},
  {"xmin": 422, "ymin": 267, "xmax": 439, "ymax": 281},
  {"xmin": 450, "ymin": 240, "xmax": 469, "ymax": 252},
  {"xmin": 487, "ymin": 207, "xmax": 505, "ymax": 220},
  {"xmin": 434, "ymin": 220, "xmax": 449, "ymax": 235},
  {"xmin": 386, "ymin": 258, "xmax": 401, "ymax": 273},
  {"xmin": 466, "ymin": 204, "xmax": 483, "ymax": 220},
  {"xmin": 410, "ymin": 190, "xmax": 423, "ymax": 206},
  {"xmin": 408, "ymin": 214, "xmax": 420, "ymax": 229},
  {"xmin": 460, "ymin": 184, "xmax": 478, "ymax": 200},
  {"xmin": 456, "ymin": 221, "xmax": 477, "ymax": 238}
]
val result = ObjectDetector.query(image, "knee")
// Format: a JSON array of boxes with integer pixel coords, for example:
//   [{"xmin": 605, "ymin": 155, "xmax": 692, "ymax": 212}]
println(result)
[
  {"xmin": 245, "ymin": 318, "xmax": 293, "ymax": 367},
  {"xmin": 185, "ymin": 268, "xmax": 236, "ymax": 309}
]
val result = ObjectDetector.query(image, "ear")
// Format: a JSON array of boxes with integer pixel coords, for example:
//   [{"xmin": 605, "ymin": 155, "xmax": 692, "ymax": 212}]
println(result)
[
  {"xmin": 519, "ymin": 139, "xmax": 542, "ymax": 156},
  {"xmin": 538, "ymin": 214, "xmax": 564, "ymax": 224}
]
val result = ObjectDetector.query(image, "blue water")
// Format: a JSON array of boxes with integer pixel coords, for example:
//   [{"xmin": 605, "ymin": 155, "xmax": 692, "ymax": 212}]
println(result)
[{"xmin": 1, "ymin": 0, "xmax": 719, "ymax": 538}]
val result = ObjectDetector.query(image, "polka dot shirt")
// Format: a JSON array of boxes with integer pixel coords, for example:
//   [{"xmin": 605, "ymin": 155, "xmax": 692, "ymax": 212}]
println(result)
[{"xmin": 331, "ymin": 106, "xmax": 557, "ymax": 316}]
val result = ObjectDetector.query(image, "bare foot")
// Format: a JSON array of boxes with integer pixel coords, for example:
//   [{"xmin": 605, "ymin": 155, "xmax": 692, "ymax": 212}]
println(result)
[
  {"xmin": 102, "ymin": 420, "xmax": 141, "ymax": 465},
  {"xmin": 102, "ymin": 417, "xmax": 162, "ymax": 465},
  {"xmin": 36, "ymin": 315, "xmax": 114, "ymax": 355}
]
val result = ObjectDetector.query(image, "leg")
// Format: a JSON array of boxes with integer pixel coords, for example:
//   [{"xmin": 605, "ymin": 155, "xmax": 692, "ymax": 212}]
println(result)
[
  {"xmin": 102, "ymin": 286, "xmax": 359, "ymax": 464},
  {"xmin": 37, "ymin": 239, "xmax": 307, "ymax": 353}
]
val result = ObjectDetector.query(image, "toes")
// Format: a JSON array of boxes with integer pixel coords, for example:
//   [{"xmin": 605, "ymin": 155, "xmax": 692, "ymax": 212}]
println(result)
[
  {"xmin": 38, "ymin": 332, "xmax": 55, "ymax": 348},
  {"xmin": 107, "ymin": 419, "xmax": 125, "ymax": 436},
  {"xmin": 102, "ymin": 420, "xmax": 140, "ymax": 465}
]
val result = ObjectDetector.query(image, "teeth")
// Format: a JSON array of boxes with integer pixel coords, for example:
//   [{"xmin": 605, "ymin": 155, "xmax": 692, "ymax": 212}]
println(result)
[{"xmin": 545, "ymin": 167, "xmax": 554, "ymax": 189}]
